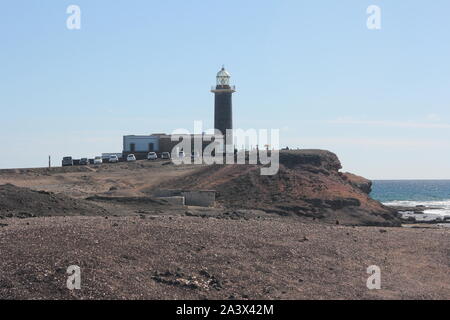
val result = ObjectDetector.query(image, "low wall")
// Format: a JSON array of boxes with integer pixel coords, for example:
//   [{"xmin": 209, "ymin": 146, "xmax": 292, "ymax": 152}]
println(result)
[
  {"xmin": 153, "ymin": 189, "xmax": 216, "ymax": 207},
  {"xmin": 153, "ymin": 190, "xmax": 180, "ymax": 198},
  {"xmin": 181, "ymin": 191, "xmax": 216, "ymax": 207},
  {"xmin": 156, "ymin": 196, "xmax": 185, "ymax": 206}
]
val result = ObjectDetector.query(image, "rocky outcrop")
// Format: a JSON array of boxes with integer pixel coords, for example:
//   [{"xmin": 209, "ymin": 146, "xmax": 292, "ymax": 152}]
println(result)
[
  {"xmin": 160, "ymin": 150, "xmax": 401, "ymax": 227},
  {"xmin": 279, "ymin": 149, "xmax": 342, "ymax": 172},
  {"xmin": 341, "ymin": 172, "xmax": 373, "ymax": 194},
  {"xmin": 0, "ymin": 184, "xmax": 108, "ymax": 218}
]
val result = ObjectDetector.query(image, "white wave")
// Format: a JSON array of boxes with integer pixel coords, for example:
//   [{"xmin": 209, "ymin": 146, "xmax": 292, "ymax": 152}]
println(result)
[{"xmin": 382, "ymin": 200, "xmax": 450, "ymax": 217}]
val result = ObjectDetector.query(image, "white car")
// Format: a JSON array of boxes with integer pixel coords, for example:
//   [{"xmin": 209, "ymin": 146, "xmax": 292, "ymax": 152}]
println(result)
[
  {"xmin": 127, "ymin": 154, "xmax": 136, "ymax": 162},
  {"xmin": 147, "ymin": 152, "xmax": 157, "ymax": 160},
  {"xmin": 94, "ymin": 156, "xmax": 103, "ymax": 165},
  {"xmin": 109, "ymin": 155, "xmax": 119, "ymax": 163}
]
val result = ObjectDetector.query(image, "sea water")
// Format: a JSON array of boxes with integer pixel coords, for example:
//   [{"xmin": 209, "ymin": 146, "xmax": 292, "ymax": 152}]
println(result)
[{"xmin": 371, "ymin": 180, "xmax": 450, "ymax": 217}]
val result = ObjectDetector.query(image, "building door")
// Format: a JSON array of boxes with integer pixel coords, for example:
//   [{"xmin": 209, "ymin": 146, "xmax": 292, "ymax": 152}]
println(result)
[
  {"xmin": 149, "ymin": 143, "xmax": 154, "ymax": 152},
  {"xmin": 130, "ymin": 143, "xmax": 135, "ymax": 152}
]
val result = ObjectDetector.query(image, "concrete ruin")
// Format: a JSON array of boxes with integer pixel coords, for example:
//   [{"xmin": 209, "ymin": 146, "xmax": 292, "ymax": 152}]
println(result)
[{"xmin": 154, "ymin": 189, "xmax": 216, "ymax": 207}]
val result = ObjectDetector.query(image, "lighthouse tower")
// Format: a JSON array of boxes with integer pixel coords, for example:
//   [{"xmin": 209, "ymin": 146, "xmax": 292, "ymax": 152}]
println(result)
[{"xmin": 211, "ymin": 66, "xmax": 236, "ymax": 141}]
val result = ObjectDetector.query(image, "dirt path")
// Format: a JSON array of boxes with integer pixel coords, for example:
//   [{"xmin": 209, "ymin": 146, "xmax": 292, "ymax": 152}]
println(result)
[{"xmin": 0, "ymin": 161, "xmax": 201, "ymax": 199}]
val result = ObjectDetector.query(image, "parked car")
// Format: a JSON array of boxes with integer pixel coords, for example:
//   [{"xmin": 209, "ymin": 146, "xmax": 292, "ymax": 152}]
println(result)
[
  {"xmin": 161, "ymin": 152, "xmax": 171, "ymax": 160},
  {"xmin": 127, "ymin": 154, "xmax": 136, "ymax": 162},
  {"xmin": 62, "ymin": 156, "xmax": 73, "ymax": 167},
  {"xmin": 147, "ymin": 152, "xmax": 157, "ymax": 160},
  {"xmin": 94, "ymin": 156, "xmax": 103, "ymax": 165},
  {"xmin": 177, "ymin": 151, "xmax": 186, "ymax": 158},
  {"xmin": 79, "ymin": 158, "xmax": 88, "ymax": 165},
  {"xmin": 109, "ymin": 155, "xmax": 119, "ymax": 163}
]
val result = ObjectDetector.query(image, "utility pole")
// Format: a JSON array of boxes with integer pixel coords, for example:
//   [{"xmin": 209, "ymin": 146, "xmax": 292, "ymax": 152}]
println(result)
[{"xmin": 48, "ymin": 155, "xmax": 51, "ymax": 168}]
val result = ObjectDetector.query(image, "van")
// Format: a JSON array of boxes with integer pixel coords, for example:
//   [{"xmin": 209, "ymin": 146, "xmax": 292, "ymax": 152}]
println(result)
[{"xmin": 62, "ymin": 157, "xmax": 73, "ymax": 167}]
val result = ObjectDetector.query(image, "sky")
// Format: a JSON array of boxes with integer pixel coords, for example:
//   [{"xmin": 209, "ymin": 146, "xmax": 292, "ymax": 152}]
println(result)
[{"xmin": 0, "ymin": 0, "xmax": 449, "ymax": 179}]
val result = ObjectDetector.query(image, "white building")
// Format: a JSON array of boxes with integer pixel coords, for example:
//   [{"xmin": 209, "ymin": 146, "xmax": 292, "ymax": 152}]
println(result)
[{"xmin": 123, "ymin": 135, "xmax": 161, "ymax": 153}]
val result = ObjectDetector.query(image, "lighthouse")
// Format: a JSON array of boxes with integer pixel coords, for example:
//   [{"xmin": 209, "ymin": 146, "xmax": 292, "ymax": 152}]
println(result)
[{"xmin": 211, "ymin": 66, "xmax": 236, "ymax": 142}]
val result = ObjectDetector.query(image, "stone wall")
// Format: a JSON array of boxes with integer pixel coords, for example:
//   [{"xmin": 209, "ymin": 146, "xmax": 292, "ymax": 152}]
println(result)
[{"xmin": 152, "ymin": 189, "xmax": 216, "ymax": 207}]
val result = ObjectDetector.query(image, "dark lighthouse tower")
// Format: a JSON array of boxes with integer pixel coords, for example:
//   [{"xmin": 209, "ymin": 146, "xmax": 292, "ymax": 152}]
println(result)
[{"xmin": 211, "ymin": 66, "xmax": 236, "ymax": 139}]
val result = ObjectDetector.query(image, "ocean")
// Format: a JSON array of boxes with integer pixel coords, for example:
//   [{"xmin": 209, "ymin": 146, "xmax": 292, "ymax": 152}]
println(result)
[{"xmin": 371, "ymin": 180, "xmax": 450, "ymax": 217}]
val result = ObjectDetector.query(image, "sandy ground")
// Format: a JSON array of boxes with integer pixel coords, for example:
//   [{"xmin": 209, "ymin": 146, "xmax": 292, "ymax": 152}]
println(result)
[
  {"xmin": 0, "ymin": 215, "xmax": 449, "ymax": 300},
  {"xmin": 0, "ymin": 160, "xmax": 449, "ymax": 299},
  {"xmin": 0, "ymin": 161, "xmax": 200, "ymax": 199}
]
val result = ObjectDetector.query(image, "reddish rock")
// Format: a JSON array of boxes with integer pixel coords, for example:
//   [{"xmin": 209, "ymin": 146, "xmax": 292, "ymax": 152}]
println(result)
[{"xmin": 162, "ymin": 150, "xmax": 400, "ymax": 227}]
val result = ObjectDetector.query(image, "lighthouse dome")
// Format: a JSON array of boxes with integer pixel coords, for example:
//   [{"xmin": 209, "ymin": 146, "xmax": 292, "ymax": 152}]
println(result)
[
  {"xmin": 217, "ymin": 67, "xmax": 231, "ymax": 78},
  {"xmin": 216, "ymin": 67, "xmax": 231, "ymax": 86}
]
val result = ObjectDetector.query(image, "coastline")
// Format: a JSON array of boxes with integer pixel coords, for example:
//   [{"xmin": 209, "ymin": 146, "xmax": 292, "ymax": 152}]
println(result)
[
  {"xmin": 0, "ymin": 155, "xmax": 448, "ymax": 299},
  {"xmin": 371, "ymin": 180, "xmax": 450, "ymax": 226},
  {"xmin": 386, "ymin": 204, "xmax": 450, "ymax": 226}
]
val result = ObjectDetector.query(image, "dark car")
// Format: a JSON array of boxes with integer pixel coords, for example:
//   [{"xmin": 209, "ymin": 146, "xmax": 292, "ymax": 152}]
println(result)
[
  {"xmin": 79, "ymin": 158, "xmax": 88, "ymax": 165},
  {"xmin": 62, "ymin": 156, "xmax": 73, "ymax": 167},
  {"xmin": 161, "ymin": 152, "xmax": 171, "ymax": 160}
]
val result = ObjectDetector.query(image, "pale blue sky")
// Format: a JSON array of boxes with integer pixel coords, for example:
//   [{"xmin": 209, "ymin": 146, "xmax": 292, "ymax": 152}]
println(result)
[{"xmin": 1, "ymin": 0, "xmax": 449, "ymax": 179}]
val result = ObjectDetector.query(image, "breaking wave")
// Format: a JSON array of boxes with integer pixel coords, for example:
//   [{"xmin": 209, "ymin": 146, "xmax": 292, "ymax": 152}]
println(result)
[{"xmin": 382, "ymin": 200, "xmax": 450, "ymax": 216}]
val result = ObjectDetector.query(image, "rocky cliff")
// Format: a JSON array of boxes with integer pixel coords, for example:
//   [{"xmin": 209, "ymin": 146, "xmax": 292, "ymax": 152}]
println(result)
[{"xmin": 163, "ymin": 150, "xmax": 400, "ymax": 227}]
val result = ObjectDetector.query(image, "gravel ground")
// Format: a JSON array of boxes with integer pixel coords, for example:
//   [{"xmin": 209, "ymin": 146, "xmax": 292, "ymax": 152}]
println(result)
[{"xmin": 0, "ymin": 215, "xmax": 448, "ymax": 300}]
